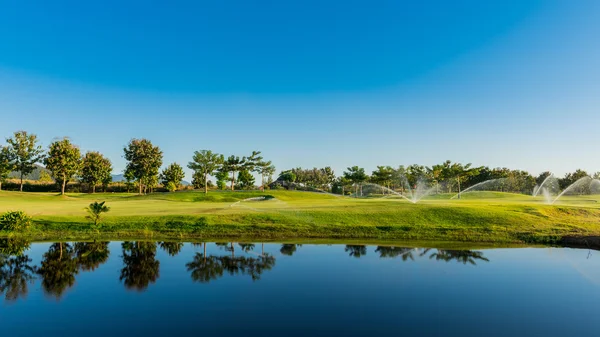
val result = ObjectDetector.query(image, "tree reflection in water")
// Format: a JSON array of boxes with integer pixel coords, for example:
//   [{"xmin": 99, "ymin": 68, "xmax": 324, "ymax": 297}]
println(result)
[
  {"xmin": 1, "ymin": 241, "xmax": 492, "ymax": 301},
  {"xmin": 37, "ymin": 243, "xmax": 78, "ymax": 299},
  {"xmin": 429, "ymin": 250, "xmax": 490, "ymax": 265},
  {"xmin": 345, "ymin": 245, "xmax": 367, "ymax": 258},
  {"xmin": 0, "ymin": 238, "xmax": 36, "ymax": 302},
  {"xmin": 75, "ymin": 241, "xmax": 110, "ymax": 271},
  {"xmin": 120, "ymin": 241, "xmax": 160, "ymax": 291},
  {"xmin": 187, "ymin": 243, "xmax": 276, "ymax": 283}
]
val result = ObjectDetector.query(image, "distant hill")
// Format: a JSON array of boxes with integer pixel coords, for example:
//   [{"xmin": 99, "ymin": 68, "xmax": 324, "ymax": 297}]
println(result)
[
  {"xmin": 111, "ymin": 174, "xmax": 190, "ymax": 186},
  {"xmin": 9, "ymin": 164, "xmax": 51, "ymax": 180}
]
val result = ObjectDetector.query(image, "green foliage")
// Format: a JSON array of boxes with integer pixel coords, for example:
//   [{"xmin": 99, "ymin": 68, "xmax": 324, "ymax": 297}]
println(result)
[
  {"xmin": 0, "ymin": 211, "xmax": 31, "ymax": 231},
  {"xmin": 124, "ymin": 139, "xmax": 163, "ymax": 194},
  {"xmin": 38, "ymin": 170, "xmax": 54, "ymax": 183},
  {"xmin": 5, "ymin": 131, "xmax": 44, "ymax": 191},
  {"xmin": 237, "ymin": 169, "xmax": 256, "ymax": 190},
  {"xmin": 0, "ymin": 238, "xmax": 31, "ymax": 256},
  {"xmin": 221, "ymin": 155, "xmax": 246, "ymax": 191},
  {"xmin": 215, "ymin": 171, "xmax": 229, "ymax": 190},
  {"xmin": 85, "ymin": 201, "xmax": 110, "ymax": 226},
  {"xmin": 160, "ymin": 163, "xmax": 184, "ymax": 190},
  {"xmin": 166, "ymin": 181, "xmax": 178, "ymax": 192},
  {"xmin": 44, "ymin": 138, "xmax": 83, "ymax": 195},
  {"xmin": 0, "ymin": 146, "xmax": 15, "ymax": 190},
  {"xmin": 188, "ymin": 150, "xmax": 224, "ymax": 194},
  {"xmin": 81, "ymin": 151, "xmax": 112, "ymax": 193}
]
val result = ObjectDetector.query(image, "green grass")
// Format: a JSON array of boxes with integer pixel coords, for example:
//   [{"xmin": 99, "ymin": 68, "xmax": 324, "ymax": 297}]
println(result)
[{"xmin": 1, "ymin": 189, "xmax": 600, "ymax": 244}]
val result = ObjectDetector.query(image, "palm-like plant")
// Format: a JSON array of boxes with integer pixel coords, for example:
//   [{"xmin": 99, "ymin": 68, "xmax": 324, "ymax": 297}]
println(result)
[{"xmin": 85, "ymin": 201, "xmax": 110, "ymax": 226}]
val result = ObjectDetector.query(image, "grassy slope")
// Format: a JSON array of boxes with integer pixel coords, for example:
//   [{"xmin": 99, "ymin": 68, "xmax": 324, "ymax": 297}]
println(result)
[{"xmin": 1, "ymin": 190, "xmax": 599, "ymax": 243}]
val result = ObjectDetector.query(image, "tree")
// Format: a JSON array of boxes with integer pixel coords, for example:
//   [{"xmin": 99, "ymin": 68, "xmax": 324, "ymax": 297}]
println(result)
[
  {"xmin": 160, "ymin": 163, "xmax": 184, "ymax": 191},
  {"xmin": 0, "ymin": 146, "xmax": 14, "ymax": 191},
  {"xmin": 449, "ymin": 162, "xmax": 477, "ymax": 198},
  {"xmin": 44, "ymin": 138, "xmax": 82, "ymax": 195},
  {"xmin": 427, "ymin": 164, "xmax": 444, "ymax": 194},
  {"xmin": 81, "ymin": 151, "xmax": 112, "ymax": 193},
  {"xmin": 187, "ymin": 150, "xmax": 224, "ymax": 194},
  {"xmin": 245, "ymin": 150, "xmax": 263, "ymax": 172},
  {"xmin": 237, "ymin": 170, "xmax": 256, "ymax": 190},
  {"xmin": 371, "ymin": 166, "xmax": 394, "ymax": 193},
  {"xmin": 38, "ymin": 170, "xmax": 53, "ymax": 183},
  {"xmin": 343, "ymin": 166, "xmax": 368, "ymax": 196},
  {"xmin": 123, "ymin": 139, "xmax": 163, "ymax": 194},
  {"xmin": 221, "ymin": 155, "xmax": 246, "ymax": 191},
  {"xmin": 215, "ymin": 171, "xmax": 229, "ymax": 190},
  {"xmin": 6, "ymin": 131, "xmax": 45, "ymax": 192},
  {"xmin": 85, "ymin": 201, "xmax": 110, "ymax": 226},
  {"xmin": 255, "ymin": 160, "xmax": 275, "ymax": 191},
  {"xmin": 191, "ymin": 171, "xmax": 214, "ymax": 189}
]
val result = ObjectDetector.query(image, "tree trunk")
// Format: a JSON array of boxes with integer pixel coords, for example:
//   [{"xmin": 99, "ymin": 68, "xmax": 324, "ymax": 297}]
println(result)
[
  {"xmin": 61, "ymin": 177, "xmax": 66, "ymax": 195},
  {"xmin": 261, "ymin": 173, "xmax": 265, "ymax": 191},
  {"xmin": 92, "ymin": 184, "xmax": 96, "ymax": 193},
  {"xmin": 0, "ymin": 181, "xmax": 2, "ymax": 191},
  {"xmin": 231, "ymin": 172, "xmax": 236, "ymax": 191},
  {"xmin": 20, "ymin": 172, "xmax": 24, "ymax": 192},
  {"xmin": 139, "ymin": 181, "xmax": 143, "ymax": 195},
  {"xmin": 204, "ymin": 173, "xmax": 208, "ymax": 194},
  {"xmin": 457, "ymin": 177, "xmax": 461, "ymax": 199}
]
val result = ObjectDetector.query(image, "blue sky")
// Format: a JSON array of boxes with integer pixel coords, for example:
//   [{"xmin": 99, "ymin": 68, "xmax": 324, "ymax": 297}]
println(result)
[{"xmin": 1, "ymin": 0, "xmax": 599, "ymax": 180}]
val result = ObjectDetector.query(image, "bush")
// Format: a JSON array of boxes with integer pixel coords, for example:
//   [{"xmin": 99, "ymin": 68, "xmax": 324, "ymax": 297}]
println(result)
[
  {"xmin": 166, "ymin": 181, "xmax": 178, "ymax": 192},
  {"xmin": 0, "ymin": 211, "xmax": 32, "ymax": 231}
]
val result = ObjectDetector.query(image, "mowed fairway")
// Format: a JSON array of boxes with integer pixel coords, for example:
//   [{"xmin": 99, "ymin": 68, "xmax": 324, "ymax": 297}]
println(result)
[{"xmin": 1, "ymin": 190, "xmax": 600, "ymax": 243}]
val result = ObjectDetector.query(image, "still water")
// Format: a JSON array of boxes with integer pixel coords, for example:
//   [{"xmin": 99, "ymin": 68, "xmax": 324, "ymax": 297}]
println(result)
[{"xmin": 1, "ymin": 240, "xmax": 600, "ymax": 336}]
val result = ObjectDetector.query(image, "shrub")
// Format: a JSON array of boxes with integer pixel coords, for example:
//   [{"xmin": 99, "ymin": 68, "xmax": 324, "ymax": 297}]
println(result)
[
  {"xmin": 0, "ymin": 211, "xmax": 32, "ymax": 231},
  {"xmin": 166, "ymin": 181, "xmax": 178, "ymax": 192}
]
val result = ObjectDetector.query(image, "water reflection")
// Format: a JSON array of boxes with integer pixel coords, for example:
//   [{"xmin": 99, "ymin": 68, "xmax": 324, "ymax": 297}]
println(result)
[
  {"xmin": 0, "ymin": 240, "xmax": 494, "ymax": 302},
  {"xmin": 0, "ymin": 254, "xmax": 36, "ymax": 302},
  {"xmin": 120, "ymin": 242, "xmax": 160, "ymax": 291},
  {"xmin": 38, "ymin": 243, "xmax": 78, "ymax": 299}
]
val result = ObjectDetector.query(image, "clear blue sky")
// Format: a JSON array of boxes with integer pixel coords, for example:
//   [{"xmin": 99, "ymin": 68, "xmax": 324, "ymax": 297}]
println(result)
[{"xmin": 1, "ymin": 0, "xmax": 599, "ymax": 180}]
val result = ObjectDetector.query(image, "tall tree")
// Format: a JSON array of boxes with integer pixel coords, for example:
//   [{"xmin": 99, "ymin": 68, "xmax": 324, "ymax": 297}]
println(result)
[
  {"xmin": 255, "ymin": 160, "xmax": 275, "ymax": 191},
  {"xmin": 237, "ymin": 169, "xmax": 256, "ymax": 190},
  {"xmin": 215, "ymin": 171, "xmax": 229, "ymax": 190},
  {"xmin": 221, "ymin": 155, "xmax": 246, "ymax": 191},
  {"xmin": 245, "ymin": 150, "xmax": 263, "ymax": 172},
  {"xmin": 160, "ymin": 163, "xmax": 185, "ymax": 192},
  {"xmin": 371, "ymin": 166, "xmax": 394, "ymax": 193},
  {"xmin": 5, "ymin": 131, "xmax": 44, "ymax": 192},
  {"xmin": 187, "ymin": 150, "xmax": 224, "ymax": 194},
  {"xmin": 81, "ymin": 152, "xmax": 112, "ymax": 193},
  {"xmin": 0, "ymin": 146, "xmax": 15, "ymax": 191},
  {"xmin": 44, "ymin": 138, "xmax": 82, "ymax": 195},
  {"xmin": 427, "ymin": 164, "xmax": 444, "ymax": 194},
  {"xmin": 123, "ymin": 139, "xmax": 163, "ymax": 194},
  {"xmin": 343, "ymin": 166, "xmax": 368, "ymax": 196}
]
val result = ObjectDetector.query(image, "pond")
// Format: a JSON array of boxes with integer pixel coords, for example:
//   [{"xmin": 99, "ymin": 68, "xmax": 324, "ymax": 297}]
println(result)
[{"xmin": 1, "ymin": 240, "xmax": 600, "ymax": 336}]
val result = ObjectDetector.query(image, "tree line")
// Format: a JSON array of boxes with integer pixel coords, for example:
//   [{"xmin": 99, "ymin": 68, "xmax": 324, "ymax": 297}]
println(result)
[
  {"xmin": 276, "ymin": 161, "xmax": 600, "ymax": 196},
  {"xmin": 1, "ymin": 130, "xmax": 598, "ymax": 195},
  {"xmin": 0, "ymin": 131, "xmax": 275, "ymax": 195}
]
